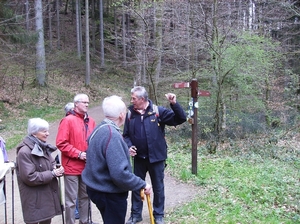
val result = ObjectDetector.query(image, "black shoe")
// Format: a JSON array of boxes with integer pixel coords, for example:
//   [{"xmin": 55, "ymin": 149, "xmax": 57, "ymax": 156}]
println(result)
[
  {"xmin": 155, "ymin": 217, "xmax": 164, "ymax": 224},
  {"xmin": 126, "ymin": 216, "xmax": 143, "ymax": 224}
]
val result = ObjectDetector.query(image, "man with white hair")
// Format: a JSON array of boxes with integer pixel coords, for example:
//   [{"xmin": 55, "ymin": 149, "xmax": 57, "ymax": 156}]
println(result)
[{"xmin": 56, "ymin": 94, "xmax": 96, "ymax": 224}]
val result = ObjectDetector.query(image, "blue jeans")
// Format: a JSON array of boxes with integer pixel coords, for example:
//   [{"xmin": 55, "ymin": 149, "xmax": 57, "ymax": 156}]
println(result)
[
  {"xmin": 130, "ymin": 157, "xmax": 165, "ymax": 219},
  {"xmin": 87, "ymin": 187, "xmax": 128, "ymax": 224},
  {"xmin": 75, "ymin": 198, "xmax": 79, "ymax": 218}
]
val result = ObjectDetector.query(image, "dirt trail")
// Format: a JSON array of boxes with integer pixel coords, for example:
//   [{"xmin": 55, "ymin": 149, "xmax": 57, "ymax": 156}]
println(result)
[{"xmin": 1, "ymin": 105, "xmax": 200, "ymax": 224}]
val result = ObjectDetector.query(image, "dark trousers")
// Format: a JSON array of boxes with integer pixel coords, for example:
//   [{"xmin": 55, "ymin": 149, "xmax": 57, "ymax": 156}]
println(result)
[
  {"xmin": 26, "ymin": 219, "xmax": 51, "ymax": 224},
  {"xmin": 131, "ymin": 157, "xmax": 165, "ymax": 219},
  {"xmin": 86, "ymin": 187, "xmax": 128, "ymax": 224}
]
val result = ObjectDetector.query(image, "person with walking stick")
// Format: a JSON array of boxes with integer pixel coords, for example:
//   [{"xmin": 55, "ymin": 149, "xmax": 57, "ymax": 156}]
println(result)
[
  {"xmin": 16, "ymin": 118, "xmax": 64, "ymax": 224},
  {"xmin": 124, "ymin": 86, "xmax": 186, "ymax": 224}
]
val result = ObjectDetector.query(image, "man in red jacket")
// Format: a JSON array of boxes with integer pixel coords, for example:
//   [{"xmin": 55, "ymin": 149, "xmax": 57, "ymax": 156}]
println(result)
[{"xmin": 56, "ymin": 93, "xmax": 96, "ymax": 224}]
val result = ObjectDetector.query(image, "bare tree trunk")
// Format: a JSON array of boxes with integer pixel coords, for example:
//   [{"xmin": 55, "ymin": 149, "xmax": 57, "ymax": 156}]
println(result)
[
  {"xmin": 56, "ymin": 0, "xmax": 61, "ymax": 49},
  {"xmin": 114, "ymin": 6, "xmax": 118, "ymax": 59},
  {"xmin": 186, "ymin": 1, "xmax": 193, "ymax": 73},
  {"xmin": 142, "ymin": 2, "xmax": 147, "ymax": 84},
  {"xmin": 91, "ymin": 0, "xmax": 95, "ymax": 53},
  {"xmin": 35, "ymin": 0, "xmax": 46, "ymax": 86},
  {"xmin": 79, "ymin": 1, "xmax": 83, "ymax": 54},
  {"xmin": 71, "ymin": 0, "xmax": 75, "ymax": 23},
  {"xmin": 154, "ymin": 1, "xmax": 163, "ymax": 93},
  {"xmin": 76, "ymin": 0, "xmax": 81, "ymax": 58},
  {"xmin": 134, "ymin": 0, "xmax": 145, "ymax": 86},
  {"xmin": 85, "ymin": 0, "xmax": 90, "ymax": 85},
  {"xmin": 211, "ymin": 0, "xmax": 222, "ymax": 135},
  {"xmin": 47, "ymin": 0, "xmax": 53, "ymax": 50},
  {"xmin": 25, "ymin": 0, "xmax": 29, "ymax": 30},
  {"xmin": 65, "ymin": 0, "xmax": 69, "ymax": 14},
  {"xmin": 99, "ymin": 0, "xmax": 105, "ymax": 67},
  {"xmin": 122, "ymin": 2, "xmax": 126, "ymax": 67}
]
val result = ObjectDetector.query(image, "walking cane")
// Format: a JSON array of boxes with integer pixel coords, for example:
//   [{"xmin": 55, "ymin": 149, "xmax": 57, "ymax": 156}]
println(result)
[
  {"xmin": 58, "ymin": 176, "xmax": 65, "ymax": 224},
  {"xmin": 11, "ymin": 163, "xmax": 15, "ymax": 224},
  {"xmin": 87, "ymin": 199, "xmax": 94, "ymax": 224},
  {"xmin": 140, "ymin": 189, "xmax": 154, "ymax": 224},
  {"xmin": 3, "ymin": 176, "xmax": 7, "ymax": 224},
  {"xmin": 55, "ymin": 155, "xmax": 65, "ymax": 224}
]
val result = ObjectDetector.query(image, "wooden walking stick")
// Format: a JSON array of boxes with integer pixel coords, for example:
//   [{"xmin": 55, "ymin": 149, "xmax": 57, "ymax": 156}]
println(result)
[
  {"xmin": 140, "ymin": 189, "xmax": 154, "ymax": 224},
  {"xmin": 11, "ymin": 163, "xmax": 15, "ymax": 224},
  {"xmin": 55, "ymin": 155, "xmax": 65, "ymax": 224}
]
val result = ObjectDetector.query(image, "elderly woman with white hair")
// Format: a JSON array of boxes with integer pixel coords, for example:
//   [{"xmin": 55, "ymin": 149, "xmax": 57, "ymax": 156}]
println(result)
[{"xmin": 16, "ymin": 118, "xmax": 64, "ymax": 224}]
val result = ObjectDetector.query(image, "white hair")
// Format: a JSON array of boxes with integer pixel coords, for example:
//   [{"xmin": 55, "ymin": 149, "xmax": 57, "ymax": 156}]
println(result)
[
  {"xmin": 131, "ymin": 86, "xmax": 148, "ymax": 101},
  {"xmin": 74, "ymin": 93, "xmax": 89, "ymax": 103},
  {"xmin": 64, "ymin": 102, "xmax": 74, "ymax": 113},
  {"xmin": 27, "ymin": 118, "xmax": 49, "ymax": 135},
  {"xmin": 102, "ymin": 95, "xmax": 126, "ymax": 118}
]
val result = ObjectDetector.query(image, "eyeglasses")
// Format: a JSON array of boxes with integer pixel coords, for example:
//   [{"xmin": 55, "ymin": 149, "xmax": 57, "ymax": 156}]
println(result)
[{"xmin": 77, "ymin": 101, "xmax": 89, "ymax": 104}]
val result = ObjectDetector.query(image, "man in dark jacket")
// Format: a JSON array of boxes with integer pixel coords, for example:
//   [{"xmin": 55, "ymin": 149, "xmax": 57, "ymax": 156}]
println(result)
[
  {"xmin": 82, "ymin": 95, "xmax": 151, "ymax": 224},
  {"xmin": 123, "ymin": 86, "xmax": 186, "ymax": 224}
]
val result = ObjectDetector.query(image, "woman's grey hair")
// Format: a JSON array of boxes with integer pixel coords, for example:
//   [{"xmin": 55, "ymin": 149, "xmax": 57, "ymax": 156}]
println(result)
[
  {"xmin": 64, "ymin": 102, "xmax": 74, "ymax": 113},
  {"xmin": 131, "ymin": 86, "xmax": 148, "ymax": 101},
  {"xmin": 27, "ymin": 118, "xmax": 49, "ymax": 135},
  {"xmin": 74, "ymin": 93, "xmax": 89, "ymax": 103},
  {"xmin": 102, "ymin": 95, "xmax": 126, "ymax": 118}
]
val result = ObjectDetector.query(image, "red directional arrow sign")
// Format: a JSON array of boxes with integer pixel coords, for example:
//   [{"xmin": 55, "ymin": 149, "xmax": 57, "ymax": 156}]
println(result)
[
  {"xmin": 198, "ymin": 90, "xmax": 211, "ymax": 97},
  {"xmin": 173, "ymin": 82, "xmax": 190, "ymax": 88}
]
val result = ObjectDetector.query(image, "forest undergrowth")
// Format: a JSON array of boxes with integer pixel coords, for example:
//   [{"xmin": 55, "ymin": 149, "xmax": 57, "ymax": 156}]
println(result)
[{"xmin": 0, "ymin": 5, "xmax": 299, "ymax": 222}]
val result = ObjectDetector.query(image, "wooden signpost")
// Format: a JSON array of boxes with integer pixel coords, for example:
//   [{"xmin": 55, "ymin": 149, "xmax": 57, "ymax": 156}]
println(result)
[{"xmin": 173, "ymin": 79, "xmax": 210, "ymax": 175}]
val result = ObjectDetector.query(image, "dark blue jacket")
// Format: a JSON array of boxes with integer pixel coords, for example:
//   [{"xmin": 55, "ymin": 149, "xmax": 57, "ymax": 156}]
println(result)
[{"xmin": 123, "ymin": 100, "xmax": 186, "ymax": 163}]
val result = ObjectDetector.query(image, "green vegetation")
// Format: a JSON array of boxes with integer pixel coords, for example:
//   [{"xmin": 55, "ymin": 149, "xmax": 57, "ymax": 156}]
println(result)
[
  {"xmin": 3, "ymin": 103, "xmax": 63, "ymax": 150},
  {"xmin": 0, "ymin": 71, "xmax": 298, "ymax": 223},
  {"xmin": 0, "ymin": 3, "xmax": 298, "ymax": 222},
  {"xmin": 165, "ymin": 140, "xmax": 300, "ymax": 223}
]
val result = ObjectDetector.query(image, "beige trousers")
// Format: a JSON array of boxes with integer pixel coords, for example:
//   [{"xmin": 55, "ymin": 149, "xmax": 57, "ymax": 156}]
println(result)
[{"xmin": 64, "ymin": 175, "xmax": 89, "ymax": 224}]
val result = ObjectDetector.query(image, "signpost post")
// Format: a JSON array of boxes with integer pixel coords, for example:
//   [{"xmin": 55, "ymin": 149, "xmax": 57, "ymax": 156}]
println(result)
[
  {"xmin": 190, "ymin": 79, "xmax": 198, "ymax": 174},
  {"xmin": 173, "ymin": 79, "xmax": 210, "ymax": 175}
]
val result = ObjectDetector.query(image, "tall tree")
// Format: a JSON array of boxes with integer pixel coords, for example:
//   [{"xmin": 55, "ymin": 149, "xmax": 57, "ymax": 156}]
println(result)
[
  {"xmin": 99, "ymin": 0, "xmax": 105, "ymax": 67},
  {"xmin": 122, "ymin": 2, "xmax": 127, "ymax": 67},
  {"xmin": 47, "ymin": 0, "xmax": 53, "ymax": 50},
  {"xmin": 91, "ymin": 0, "xmax": 96, "ymax": 53},
  {"xmin": 26, "ymin": 0, "xmax": 30, "ymax": 30},
  {"xmin": 76, "ymin": 0, "xmax": 82, "ymax": 58},
  {"xmin": 153, "ymin": 0, "xmax": 163, "ymax": 94},
  {"xmin": 35, "ymin": 0, "xmax": 47, "ymax": 86},
  {"xmin": 56, "ymin": 0, "xmax": 61, "ymax": 49},
  {"xmin": 85, "ymin": 0, "xmax": 91, "ymax": 85},
  {"xmin": 114, "ymin": 5, "xmax": 118, "ymax": 59}
]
